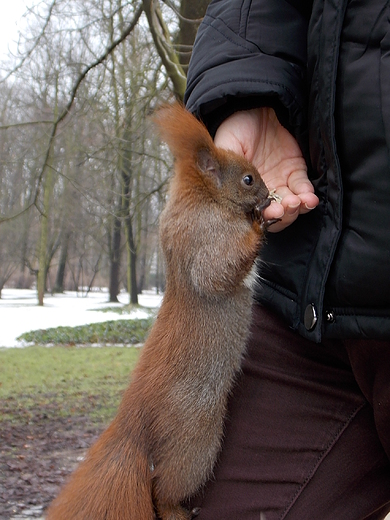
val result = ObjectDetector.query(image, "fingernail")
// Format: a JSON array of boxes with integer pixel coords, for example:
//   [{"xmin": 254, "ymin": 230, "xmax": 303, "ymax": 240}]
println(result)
[
  {"xmin": 286, "ymin": 203, "xmax": 300, "ymax": 215},
  {"xmin": 305, "ymin": 203, "xmax": 316, "ymax": 210}
]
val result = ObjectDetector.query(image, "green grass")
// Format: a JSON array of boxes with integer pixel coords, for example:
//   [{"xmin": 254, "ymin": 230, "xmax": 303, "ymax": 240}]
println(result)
[
  {"xmin": 1, "ymin": 317, "xmax": 156, "ymax": 426},
  {"xmin": 17, "ymin": 317, "xmax": 154, "ymax": 345},
  {"xmin": 0, "ymin": 345, "xmax": 142, "ymax": 425},
  {"xmin": 91, "ymin": 304, "xmax": 156, "ymax": 315}
]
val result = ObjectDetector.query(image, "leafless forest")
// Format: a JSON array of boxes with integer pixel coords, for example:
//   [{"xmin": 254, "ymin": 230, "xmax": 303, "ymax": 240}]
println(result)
[{"xmin": 0, "ymin": 0, "xmax": 210, "ymax": 305}]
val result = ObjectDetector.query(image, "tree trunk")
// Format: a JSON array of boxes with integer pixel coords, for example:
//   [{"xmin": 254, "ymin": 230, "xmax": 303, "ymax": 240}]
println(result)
[
  {"xmin": 177, "ymin": 0, "xmax": 210, "ymax": 69},
  {"xmin": 37, "ymin": 167, "xmax": 53, "ymax": 306},
  {"xmin": 142, "ymin": 0, "xmax": 187, "ymax": 99},
  {"xmin": 54, "ymin": 231, "xmax": 71, "ymax": 293},
  {"xmin": 108, "ymin": 214, "xmax": 122, "ymax": 302},
  {"xmin": 124, "ymin": 214, "xmax": 138, "ymax": 305}
]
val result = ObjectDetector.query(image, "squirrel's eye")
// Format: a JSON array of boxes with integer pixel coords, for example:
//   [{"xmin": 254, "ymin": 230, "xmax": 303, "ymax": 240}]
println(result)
[{"xmin": 242, "ymin": 174, "xmax": 254, "ymax": 186}]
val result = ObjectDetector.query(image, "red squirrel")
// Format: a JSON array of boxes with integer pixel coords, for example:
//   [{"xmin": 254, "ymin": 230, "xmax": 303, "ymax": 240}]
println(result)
[{"xmin": 46, "ymin": 103, "xmax": 272, "ymax": 520}]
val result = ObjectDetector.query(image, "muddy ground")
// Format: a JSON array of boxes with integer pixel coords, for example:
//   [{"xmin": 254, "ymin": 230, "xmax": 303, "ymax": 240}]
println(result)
[{"xmin": 0, "ymin": 411, "xmax": 103, "ymax": 520}]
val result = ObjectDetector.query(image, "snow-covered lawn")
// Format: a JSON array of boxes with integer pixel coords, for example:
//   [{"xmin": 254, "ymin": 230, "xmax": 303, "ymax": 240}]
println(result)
[{"xmin": 0, "ymin": 288, "xmax": 163, "ymax": 348}]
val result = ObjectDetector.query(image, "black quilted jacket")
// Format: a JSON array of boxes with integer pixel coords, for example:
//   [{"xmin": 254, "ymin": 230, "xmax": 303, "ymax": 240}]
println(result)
[{"xmin": 185, "ymin": 0, "xmax": 390, "ymax": 342}]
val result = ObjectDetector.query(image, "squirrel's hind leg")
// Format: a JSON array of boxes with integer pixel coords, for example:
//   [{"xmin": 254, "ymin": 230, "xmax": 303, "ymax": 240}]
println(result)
[{"xmin": 156, "ymin": 503, "xmax": 192, "ymax": 520}]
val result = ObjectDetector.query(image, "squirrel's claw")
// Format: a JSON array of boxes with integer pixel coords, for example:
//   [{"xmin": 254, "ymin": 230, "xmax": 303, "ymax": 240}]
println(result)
[{"xmin": 261, "ymin": 217, "xmax": 282, "ymax": 231}]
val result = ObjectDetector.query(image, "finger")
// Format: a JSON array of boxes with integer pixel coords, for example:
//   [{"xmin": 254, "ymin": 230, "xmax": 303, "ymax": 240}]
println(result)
[
  {"xmin": 287, "ymin": 168, "xmax": 316, "ymax": 196},
  {"xmin": 266, "ymin": 207, "xmax": 300, "ymax": 233},
  {"xmin": 270, "ymin": 186, "xmax": 301, "ymax": 210},
  {"xmin": 263, "ymin": 193, "xmax": 319, "ymax": 233},
  {"xmin": 298, "ymin": 192, "xmax": 320, "ymax": 212},
  {"xmin": 262, "ymin": 201, "xmax": 284, "ymax": 222},
  {"xmin": 268, "ymin": 187, "xmax": 319, "ymax": 215}
]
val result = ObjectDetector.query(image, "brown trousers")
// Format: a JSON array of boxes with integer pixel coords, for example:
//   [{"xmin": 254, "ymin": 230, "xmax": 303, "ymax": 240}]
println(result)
[{"xmin": 187, "ymin": 305, "xmax": 390, "ymax": 520}]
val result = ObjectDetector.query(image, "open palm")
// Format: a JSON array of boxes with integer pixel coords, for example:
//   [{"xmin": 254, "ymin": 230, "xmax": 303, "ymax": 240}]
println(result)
[{"xmin": 214, "ymin": 107, "xmax": 319, "ymax": 232}]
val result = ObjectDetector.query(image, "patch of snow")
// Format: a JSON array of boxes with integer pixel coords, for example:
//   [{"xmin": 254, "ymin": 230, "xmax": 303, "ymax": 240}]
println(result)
[
  {"xmin": 0, "ymin": 288, "xmax": 163, "ymax": 348},
  {"xmin": 9, "ymin": 504, "xmax": 44, "ymax": 519}
]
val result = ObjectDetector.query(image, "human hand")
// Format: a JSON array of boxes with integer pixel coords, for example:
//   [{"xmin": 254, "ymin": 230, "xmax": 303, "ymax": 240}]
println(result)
[{"xmin": 214, "ymin": 107, "xmax": 319, "ymax": 232}]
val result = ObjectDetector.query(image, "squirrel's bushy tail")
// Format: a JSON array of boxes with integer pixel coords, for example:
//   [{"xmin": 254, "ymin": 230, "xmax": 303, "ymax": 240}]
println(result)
[{"xmin": 46, "ymin": 422, "xmax": 154, "ymax": 520}]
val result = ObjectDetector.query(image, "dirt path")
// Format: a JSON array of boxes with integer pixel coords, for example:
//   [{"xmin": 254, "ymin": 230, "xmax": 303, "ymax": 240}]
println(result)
[
  {"xmin": 0, "ymin": 414, "xmax": 103, "ymax": 520},
  {"xmin": 3, "ymin": 414, "xmax": 390, "ymax": 520}
]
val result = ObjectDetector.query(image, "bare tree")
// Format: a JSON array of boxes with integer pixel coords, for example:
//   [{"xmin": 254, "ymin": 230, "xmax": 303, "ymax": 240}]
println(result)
[{"xmin": 0, "ymin": 0, "xmax": 210, "ymax": 303}]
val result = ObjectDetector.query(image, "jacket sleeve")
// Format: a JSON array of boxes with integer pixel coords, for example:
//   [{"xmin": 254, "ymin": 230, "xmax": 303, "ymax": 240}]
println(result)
[{"xmin": 184, "ymin": 0, "xmax": 312, "ymax": 141}]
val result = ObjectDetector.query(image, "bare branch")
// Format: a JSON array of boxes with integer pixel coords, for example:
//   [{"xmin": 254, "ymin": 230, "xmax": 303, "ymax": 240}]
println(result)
[
  {"xmin": 0, "ymin": 3, "xmax": 144, "ymax": 226},
  {"xmin": 0, "ymin": 0, "xmax": 143, "ymax": 228},
  {"xmin": 142, "ymin": 0, "xmax": 186, "ymax": 100},
  {"xmin": 0, "ymin": 120, "xmax": 53, "ymax": 130},
  {"xmin": 160, "ymin": 0, "xmax": 204, "ymax": 23},
  {"xmin": 0, "ymin": 201, "xmax": 37, "ymax": 224},
  {"xmin": 56, "ymin": 3, "xmax": 144, "ymax": 128},
  {"xmin": 0, "ymin": 0, "xmax": 57, "ymax": 84}
]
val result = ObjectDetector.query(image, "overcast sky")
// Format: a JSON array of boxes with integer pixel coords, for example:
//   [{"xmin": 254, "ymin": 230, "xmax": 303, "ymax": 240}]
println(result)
[{"xmin": 0, "ymin": 0, "xmax": 30, "ymax": 60}]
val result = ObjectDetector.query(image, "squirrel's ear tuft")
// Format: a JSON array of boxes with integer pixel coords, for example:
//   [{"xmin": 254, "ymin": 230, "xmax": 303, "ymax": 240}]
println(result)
[
  {"xmin": 152, "ymin": 102, "xmax": 215, "ymax": 163},
  {"xmin": 197, "ymin": 149, "xmax": 222, "ymax": 186}
]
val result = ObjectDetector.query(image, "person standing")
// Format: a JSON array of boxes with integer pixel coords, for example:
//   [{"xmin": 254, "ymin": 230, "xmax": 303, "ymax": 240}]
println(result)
[{"xmin": 183, "ymin": 1, "xmax": 390, "ymax": 518}]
